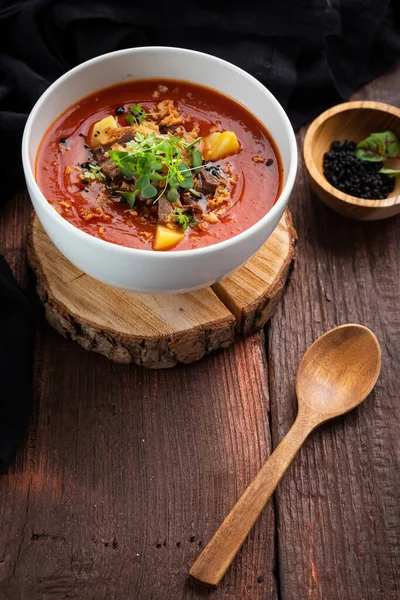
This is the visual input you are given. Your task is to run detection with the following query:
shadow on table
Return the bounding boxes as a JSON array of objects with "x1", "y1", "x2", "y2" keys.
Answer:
[{"x1": 304, "y1": 190, "x2": 399, "y2": 257}]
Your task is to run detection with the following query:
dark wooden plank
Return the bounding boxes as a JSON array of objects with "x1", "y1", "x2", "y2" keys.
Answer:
[
  {"x1": 0, "y1": 194, "x2": 276, "y2": 598},
  {"x1": 268, "y1": 62, "x2": 400, "y2": 599},
  {"x1": 1, "y1": 59, "x2": 399, "y2": 599}
]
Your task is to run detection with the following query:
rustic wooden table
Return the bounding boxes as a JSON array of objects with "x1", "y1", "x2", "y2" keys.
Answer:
[{"x1": 0, "y1": 64, "x2": 399, "y2": 600}]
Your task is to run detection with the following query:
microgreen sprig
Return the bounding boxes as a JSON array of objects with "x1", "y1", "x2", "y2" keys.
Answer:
[
  {"x1": 107, "y1": 132, "x2": 203, "y2": 202},
  {"x1": 169, "y1": 208, "x2": 199, "y2": 231},
  {"x1": 116, "y1": 175, "x2": 158, "y2": 207},
  {"x1": 83, "y1": 164, "x2": 106, "y2": 181},
  {"x1": 126, "y1": 104, "x2": 147, "y2": 126},
  {"x1": 117, "y1": 191, "x2": 137, "y2": 208},
  {"x1": 181, "y1": 137, "x2": 203, "y2": 173}
]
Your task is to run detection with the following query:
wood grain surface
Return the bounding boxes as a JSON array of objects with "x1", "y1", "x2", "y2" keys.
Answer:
[
  {"x1": 268, "y1": 64, "x2": 400, "y2": 600},
  {"x1": 0, "y1": 61, "x2": 399, "y2": 600},
  {"x1": 190, "y1": 325, "x2": 381, "y2": 587},
  {"x1": 26, "y1": 209, "x2": 295, "y2": 368},
  {"x1": 303, "y1": 101, "x2": 400, "y2": 220}
]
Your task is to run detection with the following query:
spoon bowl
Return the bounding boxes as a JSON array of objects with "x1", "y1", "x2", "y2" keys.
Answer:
[
  {"x1": 297, "y1": 324, "x2": 381, "y2": 418},
  {"x1": 190, "y1": 324, "x2": 381, "y2": 587}
]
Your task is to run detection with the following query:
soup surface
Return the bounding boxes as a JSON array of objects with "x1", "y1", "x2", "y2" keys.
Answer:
[{"x1": 36, "y1": 80, "x2": 282, "y2": 251}]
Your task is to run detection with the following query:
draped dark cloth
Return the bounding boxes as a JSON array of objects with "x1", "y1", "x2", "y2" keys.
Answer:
[{"x1": 0, "y1": 0, "x2": 399, "y2": 471}]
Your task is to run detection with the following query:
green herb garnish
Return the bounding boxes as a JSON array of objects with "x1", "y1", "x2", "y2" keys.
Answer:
[
  {"x1": 191, "y1": 148, "x2": 203, "y2": 172},
  {"x1": 378, "y1": 167, "x2": 400, "y2": 175},
  {"x1": 83, "y1": 164, "x2": 106, "y2": 181},
  {"x1": 126, "y1": 104, "x2": 147, "y2": 126},
  {"x1": 108, "y1": 132, "x2": 202, "y2": 202},
  {"x1": 355, "y1": 131, "x2": 400, "y2": 175},
  {"x1": 116, "y1": 175, "x2": 159, "y2": 206},
  {"x1": 355, "y1": 131, "x2": 400, "y2": 161},
  {"x1": 117, "y1": 191, "x2": 137, "y2": 208},
  {"x1": 171, "y1": 208, "x2": 198, "y2": 232},
  {"x1": 167, "y1": 187, "x2": 179, "y2": 203},
  {"x1": 176, "y1": 162, "x2": 194, "y2": 189},
  {"x1": 180, "y1": 137, "x2": 203, "y2": 173}
]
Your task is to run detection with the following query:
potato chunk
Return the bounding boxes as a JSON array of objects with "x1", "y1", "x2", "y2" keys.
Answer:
[
  {"x1": 202, "y1": 131, "x2": 240, "y2": 161},
  {"x1": 89, "y1": 115, "x2": 118, "y2": 149},
  {"x1": 153, "y1": 225, "x2": 185, "y2": 251}
]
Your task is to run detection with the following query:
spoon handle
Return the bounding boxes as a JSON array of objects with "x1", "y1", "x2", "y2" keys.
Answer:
[{"x1": 189, "y1": 410, "x2": 316, "y2": 586}]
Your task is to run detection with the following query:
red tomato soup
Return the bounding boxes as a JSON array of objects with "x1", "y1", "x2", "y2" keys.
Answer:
[{"x1": 36, "y1": 80, "x2": 283, "y2": 251}]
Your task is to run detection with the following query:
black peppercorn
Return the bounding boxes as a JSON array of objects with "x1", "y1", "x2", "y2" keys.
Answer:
[
  {"x1": 60, "y1": 137, "x2": 67, "y2": 144},
  {"x1": 323, "y1": 140, "x2": 395, "y2": 199},
  {"x1": 115, "y1": 106, "x2": 125, "y2": 115},
  {"x1": 266, "y1": 158, "x2": 274, "y2": 167}
]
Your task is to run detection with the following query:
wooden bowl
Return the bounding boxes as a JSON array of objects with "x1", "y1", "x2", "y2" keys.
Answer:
[{"x1": 304, "y1": 101, "x2": 400, "y2": 220}]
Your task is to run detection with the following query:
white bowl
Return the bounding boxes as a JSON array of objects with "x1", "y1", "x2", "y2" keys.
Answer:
[{"x1": 22, "y1": 47, "x2": 297, "y2": 294}]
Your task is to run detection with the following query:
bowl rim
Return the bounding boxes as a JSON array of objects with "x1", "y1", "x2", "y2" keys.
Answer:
[
  {"x1": 303, "y1": 100, "x2": 400, "y2": 209},
  {"x1": 22, "y1": 46, "x2": 298, "y2": 260}
]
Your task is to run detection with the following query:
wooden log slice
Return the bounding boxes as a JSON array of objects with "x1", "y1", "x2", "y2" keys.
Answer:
[
  {"x1": 212, "y1": 209, "x2": 297, "y2": 335},
  {"x1": 27, "y1": 209, "x2": 296, "y2": 368}
]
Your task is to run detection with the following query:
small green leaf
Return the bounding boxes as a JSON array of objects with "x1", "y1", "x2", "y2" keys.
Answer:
[
  {"x1": 177, "y1": 163, "x2": 194, "y2": 188},
  {"x1": 107, "y1": 150, "x2": 136, "y2": 178},
  {"x1": 381, "y1": 131, "x2": 400, "y2": 157},
  {"x1": 192, "y1": 148, "x2": 203, "y2": 172},
  {"x1": 135, "y1": 175, "x2": 150, "y2": 190},
  {"x1": 355, "y1": 148, "x2": 382, "y2": 162},
  {"x1": 130, "y1": 104, "x2": 147, "y2": 124},
  {"x1": 379, "y1": 167, "x2": 400, "y2": 176},
  {"x1": 180, "y1": 177, "x2": 194, "y2": 189},
  {"x1": 355, "y1": 138, "x2": 384, "y2": 162},
  {"x1": 169, "y1": 135, "x2": 182, "y2": 146},
  {"x1": 141, "y1": 184, "x2": 158, "y2": 199},
  {"x1": 151, "y1": 161, "x2": 162, "y2": 170},
  {"x1": 178, "y1": 163, "x2": 190, "y2": 174},
  {"x1": 171, "y1": 207, "x2": 198, "y2": 232},
  {"x1": 174, "y1": 208, "x2": 191, "y2": 231},
  {"x1": 167, "y1": 187, "x2": 179, "y2": 203},
  {"x1": 117, "y1": 190, "x2": 137, "y2": 208},
  {"x1": 355, "y1": 131, "x2": 400, "y2": 162},
  {"x1": 124, "y1": 104, "x2": 147, "y2": 125},
  {"x1": 84, "y1": 164, "x2": 106, "y2": 180},
  {"x1": 89, "y1": 164, "x2": 103, "y2": 173},
  {"x1": 136, "y1": 156, "x2": 151, "y2": 175},
  {"x1": 149, "y1": 172, "x2": 165, "y2": 181}
]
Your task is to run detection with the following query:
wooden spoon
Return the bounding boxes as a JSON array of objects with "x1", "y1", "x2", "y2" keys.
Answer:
[{"x1": 189, "y1": 324, "x2": 381, "y2": 587}]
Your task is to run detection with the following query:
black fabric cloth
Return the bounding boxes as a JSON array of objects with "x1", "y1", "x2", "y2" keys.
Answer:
[
  {"x1": 0, "y1": 0, "x2": 399, "y2": 472},
  {"x1": 0, "y1": 256, "x2": 34, "y2": 474},
  {"x1": 0, "y1": 0, "x2": 399, "y2": 201}
]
